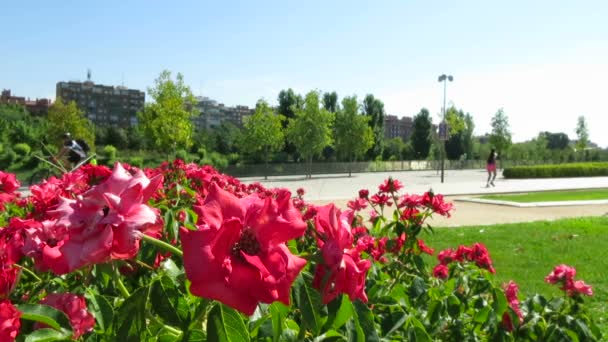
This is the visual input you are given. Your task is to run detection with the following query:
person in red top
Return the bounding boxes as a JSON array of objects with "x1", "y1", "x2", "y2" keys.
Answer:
[{"x1": 486, "y1": 148, "x2": 498, "y2": 187}]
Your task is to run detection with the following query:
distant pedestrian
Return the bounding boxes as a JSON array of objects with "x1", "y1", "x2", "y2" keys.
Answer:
[{"x1": 486, "y1": 149, "x2": 498, "y2": 187}]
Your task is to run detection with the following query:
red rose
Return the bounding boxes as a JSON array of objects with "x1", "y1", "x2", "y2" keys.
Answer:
[
  {"x1": 312, "y1": 204, "x2": 371, "y2": 304},
  {"x1": 0, "y1": 171, "x2": 20, "y2": 194},
  {"x1": 433, "y1": 264, "x2": 449, "y2": 279},
  {"x1": 358, "y1": 189, "x2": 369, "y2": 199},
  {"x1": 0, "y1": 266, "x2": 19, "y2": 299},
  {"x1": 0, "y1": 300, "x2": 21, "y2": 341},
  {"x1": 378, "y1": 178, "x2": 403, "y2": 193},
  {"x1": 545, "y1": 264, "x2": 576, "y2": 284},
  {"x1": 181, "y1": 183, "x2": 307, "y2": 315},
  {"x1": 39, "y1": 293, "x2": 95, "y2": 339}
]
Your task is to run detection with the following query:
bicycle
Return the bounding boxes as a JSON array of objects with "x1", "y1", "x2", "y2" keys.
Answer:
[{"x1": 28, "y1": 141, "x2": 96, "y2": 185}]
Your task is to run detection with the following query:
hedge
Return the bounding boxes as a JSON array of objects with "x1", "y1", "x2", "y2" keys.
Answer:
[{"x1": 503, "y1": 162, "x2": 608, "y2": 178}]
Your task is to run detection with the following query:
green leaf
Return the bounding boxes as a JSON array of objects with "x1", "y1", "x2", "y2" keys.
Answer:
[
  {"x1": 408, "y1": 276, "x2": 426, "y2": 299},
  {"x1": 206, "y1": 303, "x2": 250, "y2": 342},
  {"x1": 160, "y1": 258, "x2": 183, "y2": 280},
  {"x1": 474, "y1": 306, "x2": 491, "y2": 324},
  {"x1": 24, "y1": 328, "x2": 71, "y2": 342},
  {"x1": 114, "y1": 286, "x2": 149, "y2": 341},
  {"x1": 492, "y1": 288, "x2": 508, "y2": 316},
  {"x1": 85, "y1": 292, "x2": 114, "y2": 332},
  {"x1": 313, "y1": 329, "x2": 346, "y2": 342},
  {"x1": 16, "y1": 304, "x2": 73, "y2": 333},
  {"x1": 447, "y1": 295, "x2": 462, "y2": 318},
  {"x1": 329, "y1": 295, "x2": 354, "y2": 330},
  {"x1": 407, "y1": 317, "x2": 432, "y2": 342},
  {"x1": 150, "y1": 276, "x2": 184, "y2": 326},
  {"x1": 383, "y1": 311, "x2": 407, "y2": 337},
  {"x1": 345, "y1": 318, "x2": 365, "y2": 342},
  {"x1": 158, "y1": 333, "x2": 181, "y2": 342},
  {"x1": 184, "y1": 329, "x2": 206, "y2": 342},
  {"x1": 427, "y1": 300, "x2": 443, "y2": 327},
  {"x1": 353, "y1": 301, "x2": 379, "y2": 342},
  {"x1": 269, "y1": 302, "x2": 289, "y2": 342},
  {"x1": 295, "y1": 273, "x2": 324, "y2": 335}
]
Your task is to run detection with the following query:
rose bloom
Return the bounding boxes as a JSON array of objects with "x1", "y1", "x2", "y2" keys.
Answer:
[
  {"x1": 564, "y1": 279, "x2": 593, "y2": 296},
  {"x1": 545, "y1": 264, "x2": 577, "y2": 284},
  {"x1": 39, "y1": 293, "x2": 95, "y2": 339},
  {"x1": 0, "y1": 171, "x2": 20, "y2": 194},
  {"x1": 378, "y1": 178, "x2": 404, "y2": 193},
  {"x1": 312, "y1": 204, "x2": 371, "y2": 304},
  {"x1": 296, "y1": 188, "x2": 305, "y2": 197},
  {"x1": 358, "y1": 189, "x2": 369, "y2": 199},
  {"x1": 0, "y1": 300, "x2": 20, "y2": 342},
  {"x1": 0, "y1": 266, "x2": 19, "y2": 299},
  {"x1": 181, "y1": 183, "x2": 307, "y2": 315},
  {"x1": 433, "y1": 264, "x2": 449, "y2": 279},
  {"x1": 370, "y1": 194, "x2": 392, "y2": 207},
  {"x1": 347, "y1": 198, "x2": 368, "y2": 212}
]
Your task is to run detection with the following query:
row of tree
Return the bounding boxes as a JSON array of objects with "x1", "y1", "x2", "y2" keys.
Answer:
[{"x1": 0, "y1": 70, "x2": 600, "y2": 176}]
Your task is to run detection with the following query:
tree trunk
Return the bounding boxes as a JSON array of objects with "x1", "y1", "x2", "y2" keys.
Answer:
[
  {"x1": 308, "y1": 155, "x2": 312, "y2": 179},
  {"x1": 349, "y1": 154, "x2": 353, "y2": 177}
]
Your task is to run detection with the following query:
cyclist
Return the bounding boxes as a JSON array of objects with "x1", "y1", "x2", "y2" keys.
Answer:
[{"x1": 54, "y1": 133, "x2": 88, "y2": 170}]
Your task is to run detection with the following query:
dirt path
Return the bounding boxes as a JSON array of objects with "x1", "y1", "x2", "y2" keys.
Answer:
[{"x1": 311, "y1": 197, "x2": 608, "y2": 227}]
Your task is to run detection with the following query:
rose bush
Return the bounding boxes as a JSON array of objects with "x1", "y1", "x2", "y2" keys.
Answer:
[{"x1": 0, "y1": 161, "x2": 602, "y2": 341}]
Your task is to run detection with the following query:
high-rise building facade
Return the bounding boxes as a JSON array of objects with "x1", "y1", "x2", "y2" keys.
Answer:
[
  {"x1": 384, "y1": 114, "x2": 413, "y2": 142},
  {"x1": 192, "y1": 96, "x2": 254, "y2": 130},
  {"x1": 56, "y1": 81, "x2": 145, "y2": 127}
]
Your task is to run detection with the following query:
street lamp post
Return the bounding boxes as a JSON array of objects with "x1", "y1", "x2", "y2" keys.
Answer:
[{"x1": 438, "y1": 74, "x2": 453, "y2": 183}]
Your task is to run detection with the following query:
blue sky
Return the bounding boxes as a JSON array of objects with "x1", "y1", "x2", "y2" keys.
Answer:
[{"x1": 2, "y1": 1, "x2": 607, "y2": 146}]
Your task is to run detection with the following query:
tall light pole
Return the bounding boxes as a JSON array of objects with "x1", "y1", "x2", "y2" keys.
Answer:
[{"x1": 438, "y1": 74, "x2": 453, "y2": 183}]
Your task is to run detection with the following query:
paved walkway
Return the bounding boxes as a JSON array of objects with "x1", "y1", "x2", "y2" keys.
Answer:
[{"x1": 241, "y1": 169, "x2": 608, "y2": 227}]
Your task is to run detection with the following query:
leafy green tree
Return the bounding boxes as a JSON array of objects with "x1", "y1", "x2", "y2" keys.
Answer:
[
  {"x1": 0, "y1": 104, "x2": 48, "y2": 148},
  {"x1": 277, "y1": 88, "x2": 304, "y2": 158},
  {"x1": 46, "y1": 98, "x2": 95, "y2": 150},
  {"x1": 382, "y1": 137, "x2": 406, "y2": 161},
  {"x1": 410, "y1": 108, "x2": 433, "y2": 159},
  {"x1": 489, "y1": 108, "x2": 512, "y2": 159},
  {"x1": 287, "y1": 91, "x2": 334, "y2": 178},
  {"x1": 137, "y1": 70, "x2": 197, "y2": 154},
  {"x1": 334, "y1": 96, "x2": 373, "y2": 176},
  {"x1": 242, "y1": 100, "x2": 285, "y2": 179},
  {"x1": 213, "y1": 122, "x2": 242, "y2": 155},
  {"x1": 463, "y1": 113, "x2": 475, "y2": 159},
  {"x1": 533, "y1": 133, "x2": 549, "y2": 161},
  {"x1": 575, "y1": 116, "x2": 589, "y2": 151},
  {"x1": 542, "y1": 132, "x2": 570, "y2": 150},
  {"x1": 277, "y1": 88, "x2": 303, "y2": 125},
  {"x1": 106, "y1": 127, "x2": 129, "y2": 150},
  {"x1": 363, "y1": 94, "x2": 386, "y2": 159},
  {"x1": 322, "y1": 91, "x2": 339, "y2": 113}
]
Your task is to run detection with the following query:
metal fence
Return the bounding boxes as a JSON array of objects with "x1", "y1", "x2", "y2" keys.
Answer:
[{"x1": 222, "y1": 159, "x2": 558, "y2": 178}]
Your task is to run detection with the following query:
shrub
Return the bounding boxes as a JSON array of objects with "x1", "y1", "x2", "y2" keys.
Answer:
[
  {"x1": 127, "y1": 156, "x2": 144, "y2": 168},
  {"x1": 175, "y1": 149, "x2": 189, "y2": 162},
  {"x1": 13, "y1": 143, "x2": 31, "y2": 156},
  {"x1": 102, "y1": 145, "x2": 117, "y2": 159},
  {"x1": 503, "y1": 162, "x2": 608, "y2": 178},
  {"x1": 196, "y1": 147, "x2": 207, "y2": 160},
  {"x1": 0, "y1": 148, "x2": 17, "y2": 169},
  {"x1": 202, "y1": 152, "x2": 228, "y2": 170}
]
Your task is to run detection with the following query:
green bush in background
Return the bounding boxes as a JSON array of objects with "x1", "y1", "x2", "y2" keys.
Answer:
[
  {"x1": 13, "y1": 143, "x2": 31, "y2": 156},
  {"x1": 102, "y1": 145, "x2": 117, "y2": 159},
  {"x1": 503, "y1": 162, "x2": 608, "y2": 178}
]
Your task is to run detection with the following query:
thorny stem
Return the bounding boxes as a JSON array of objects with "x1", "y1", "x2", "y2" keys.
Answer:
[
  {"x1": 14, "y1": 264, "x2": 42, "y2": 282},
  {"x1": 141, "y1": 234, "x2": 184, "y2": 258}
]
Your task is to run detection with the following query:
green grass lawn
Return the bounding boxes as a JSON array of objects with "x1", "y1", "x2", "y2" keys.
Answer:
[
  {"x1": 422, "y1": 216, "x2": 608, "y2": 333},
  {"x1": 479, "y1": 188, "x2": 608, "y2": 202}
]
